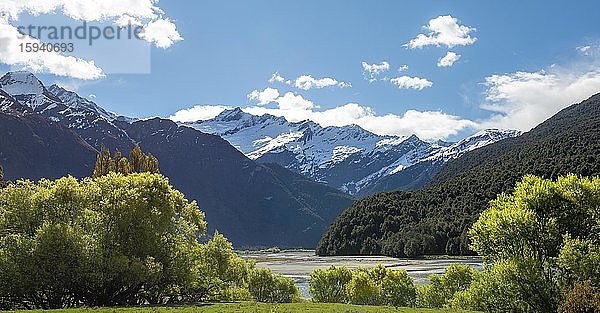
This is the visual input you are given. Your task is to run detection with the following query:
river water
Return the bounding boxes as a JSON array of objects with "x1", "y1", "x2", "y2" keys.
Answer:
[{"x1": 242, "y1": 251, "x2": 483, "y2": 299}]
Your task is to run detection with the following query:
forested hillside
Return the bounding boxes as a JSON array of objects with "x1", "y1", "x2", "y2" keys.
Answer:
[{"x1": 317, "y1": 93, "x2": 600, "y2": 257}]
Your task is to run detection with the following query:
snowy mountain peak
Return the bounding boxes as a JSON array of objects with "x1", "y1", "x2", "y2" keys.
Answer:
[
  {"x1": 187, "y1": 110, "x2": 522, "y2": 195},
  {"x1": 48, "y1": 84, "x2": 116, "y2": 121},
  {"x1": 427, "y1": 128, "x2": 523, "y2": 162},
  {"x1": 0, "y1": 71, "x2": 46, "y2": 96},
  {"x1": 214, "y1": 107, "x2": 248, "y2": 122},
  {"x1": 470, "y1": 128, "x2": 523, "y2": 140}
]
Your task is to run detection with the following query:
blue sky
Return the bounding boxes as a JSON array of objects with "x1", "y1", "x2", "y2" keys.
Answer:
[{"x1": 1, "y1": 1, "x2": 600, "y2": 140}]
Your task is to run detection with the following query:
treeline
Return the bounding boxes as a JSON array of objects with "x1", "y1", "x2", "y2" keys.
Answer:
[
  {"x1": 317, "y1": 94, "x2": 600, "y2": 257},
  {"x1": 0, "y1": 147, "x2": 299, "y2": 309},
  {"x1": 310, "y1": 175, "x2": 600, "y2": 312}
]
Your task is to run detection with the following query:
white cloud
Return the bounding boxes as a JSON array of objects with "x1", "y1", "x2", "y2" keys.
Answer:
[
  {"x1": 0, "y1": 0, "x2": 182, "y2": 78},
  {"x1": 406, "y1": 15, "x2": 477, "y2": 49},
  {"x1": 437, "y1": 51, "x2": 461, "y2": 67},
  {"x1": 293, "y1": 75, "x2": 350, "y2": 90},
  {"x1": 139, "y1": 18, "x2": 183, "y2": 49},
  {"x1": 480, "y1": 67, "x2": 600, "y2": 130},
  {"x1": 247, "y1": 87, "x2": 280, "y2": 105},
  {"x1": 275, "y1": 92, "x2": 316, "y2": 110},
  {"x1": 0, "y1": 22, "x2": 104, "y2": 79},
  {"x1": 0, "y1": 1, "x2": 159, "y2": 22},
  {"x1": 397, "y1": 65, "x2": 409, "y2": 72},
  {"x1": 577, "y1": 45, "x2": 591, "y2": 55},
  {"x1": 205, "y1": 87, "x2": 475, "y2": 140},
  {"x1": 338, "y1": 81, "x2": 352, "y2": 88},
  {"x1": 268, "y1": 72, "x2": 286, "y2": 83},
  {"x1": 244, "y1": 103, "x2": 474, "y2": 140},
  {"x1": 390, "y1": 76, "x2": 433, "y2": 90},
  {"x1": 362, "y1": 61, "x2": 390, "y2": 82},
  {"x1": 169, "y1": 105, "x2": 232, "y2": 122}
]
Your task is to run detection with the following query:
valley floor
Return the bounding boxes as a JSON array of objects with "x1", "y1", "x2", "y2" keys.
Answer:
[{"x1": 3, "y1": 303, "x2": 479, "y2": 313}]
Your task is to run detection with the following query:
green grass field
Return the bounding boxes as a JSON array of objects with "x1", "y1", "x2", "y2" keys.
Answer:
[{"x1": 4, "y1": 302, "x2": 478, "y2": 313}]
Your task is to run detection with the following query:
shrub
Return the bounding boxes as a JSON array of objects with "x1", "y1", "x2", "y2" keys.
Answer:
[
  {"x1": 558, "y1": 236, "x2": 600, "y2": 288},
  {"x1": 450, "y1": 259, "x2": 558, "y2": 313},
  {"x1": 309, "y1": 264, "x2": 416, "y2": 307},
  {"x1": 309, "y1": 265, "x2": 352, "y2": 303},
  {"x1": 381, "y1": 268, "x2": 416, "y2": 308},
  {"x1": 559, "y1": 281, "x2": 600, "y2": 313},
  {"x1": 248, "y1": 268, "x2": 299, "y2": 303},
  {"x1": 347, "y1": 269, "x2": 380, "y2": 305},
  {"x1": 416, "y1": 263, "x2": 478, "y2": 308}
]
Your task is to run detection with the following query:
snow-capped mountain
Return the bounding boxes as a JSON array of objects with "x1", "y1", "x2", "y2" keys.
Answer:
[
  {"x1": 0, "y1": 71, "x2": 134, "y2": 151},
  {"x1": 0, "y1": 70, "x2": 522, "y2": 196},
  {"x1": 186, "y1": 108, "x2": 522, "y2": 195}
]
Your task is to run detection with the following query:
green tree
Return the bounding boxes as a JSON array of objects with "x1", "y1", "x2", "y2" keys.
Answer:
[
  {"x1": 248, "y1": 268, "x2": 299, "y2": 303},
  {"x1": 92, "y1": 145, "x2": 112, "y2": 178},
  {"x1": 381, "y1": 269, "x2": 416, "y2": 308},
  {"x1": 130, "y1": 144, "x2": 146, "y2": 173},
  {"x1": 470, "y1": 175, "x2": 600, "y2": 266},
  {"x1": 557, "y1": 235, "x2": 600, "y2": 288},
  {"x1": 455, "y1": 174, "x2": 600, "y2": 312},
  {"x1": 0, "y1": 173, "x2": 206, "y2": 309},
  {"x1": 450, "y1": 259, "x2": 558, "y2": 313},
  {"x1": 417, "y1": 264, "x2": 478, "y2": 308},
  {"x1": 347, "y1": 269, "x2": 380, "y2": 305},
  {"x1": 186, "y1": 231, "x2": 253, "y2": 302},
  {"x1": 309, "y1": 265, "x2": 353, "y2": 303},
  {"x1": 144, "y1": 153, "x2": 160, "y2": 174}
]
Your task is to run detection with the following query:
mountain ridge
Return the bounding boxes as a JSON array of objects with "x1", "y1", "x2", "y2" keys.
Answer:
[{"x1": 186, "y1": 108, "x2": 521, "y2": 195}]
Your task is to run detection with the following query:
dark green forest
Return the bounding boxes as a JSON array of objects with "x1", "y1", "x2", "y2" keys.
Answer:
[{"x1": 317, "y1": 93, "x2": 600, "y2": 257}]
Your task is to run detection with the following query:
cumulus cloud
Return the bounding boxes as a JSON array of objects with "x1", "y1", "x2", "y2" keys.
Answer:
[
  {"x1": 0, "y1": 0, "x2": 182, "y2": 78},
  {"x1": 247, "y1": 87, "x2": 280, "y2": 105},
  {"x1": 245, "y1": 103, "x2": 474, "y2": 140},
  {"x1": 268, "y1": 72, "x2": 286, "y2": 83},
  {"x1": 577, "y1": 45, "x2": 591, "y2": 55},
  {"x1": 275, "y1": 91, "x2": 316, "y2": 110},
  {"x1": 186, "y1": 86, "x2": 475, "y2": 140},
  {"x1": 480, "y1": 67, "x2": 600, "y2": 130},
  {"x1": 390, "y1": 76, "x2": 433, "y2": 90},
  {"x1": 139, "y1": 18, "x2": 183, "y2": 49},
  {"x1": 0, "y1": 22, "x2": 104, "y2": 79},
  {"x1": 437, "y1": 51, "x2": 461, "y2": 67},
  {"x1": 169, "y1": 105, "x2": 232, "y2": 122},
  {"x1": 362, "y1": 61, "x2": 390, "y2": 82},
  {"x1": 397, "y1": 65, "x2": 409, "y2": 72},
  {"x1": 293, "y1": 75, "x2": 350, "y2": 90},
  {"x1": 406, "y1": 15, "x2": 477, "y2": 49}
]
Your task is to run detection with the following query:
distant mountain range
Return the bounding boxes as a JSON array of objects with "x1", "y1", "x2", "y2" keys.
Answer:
[{"x1": 187, "y1": 109, "x2": 521, "y2": 195}]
